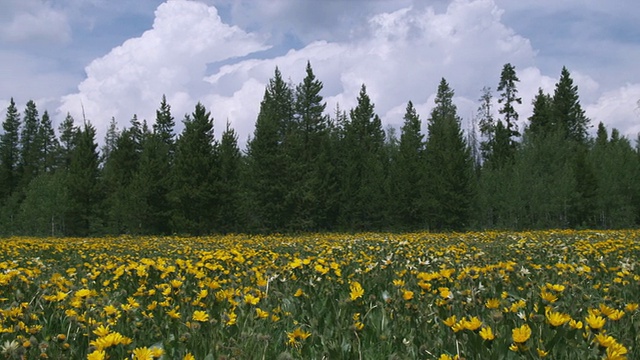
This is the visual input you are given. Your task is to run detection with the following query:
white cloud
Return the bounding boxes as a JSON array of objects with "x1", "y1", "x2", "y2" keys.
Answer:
[
  {"x1": 204, "y1": 0, "x2": 537, "y2": 145},
  {"x1": 0, "y1": 0, "x2": 71, "y2": 44},
  {"x1": 586, "y1": 84, "x2": 640, "y2": 139},
  {"x1": 55, "y1": 0, "x2": 639, "y2": 149},
  {"x1": 58, "y1": 0, "x2": 269, "y2": 141}
]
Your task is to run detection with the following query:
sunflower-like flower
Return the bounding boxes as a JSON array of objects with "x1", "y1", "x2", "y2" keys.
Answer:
[
  {"x1": 512, "y1": 324, "x2": 531, "y2": 343},
  {"x1": 349, "y1": 281, "x2": 364, "y2": 301},
  {"x1": 286, "y1": 328, "x2": 311, "y2": 346},
  {"x1": 192, "y1": 310, "x2": 209, "y2": 322},
  {"x1": 585, "y1": 313, "x2": 606, "y2": 331},
  {"x1": 545, "y1": 310, "x2": 571, "y2": 327},
  {"x1": 479, "y1": 326, "x2": 495, "y2": 341}
]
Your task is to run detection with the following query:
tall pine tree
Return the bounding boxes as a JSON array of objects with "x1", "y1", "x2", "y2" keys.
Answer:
[
  {"x1": 217, "y1": 122, "x2": 243, "y2": 233},
  {"x1": 19, "y1": 100, "x2": 40, "y2": 189},
  {"x1": 0, "y1": 98, "x2": 21, "y2": 201},
  {"x1": 170, "y1": 102, "x2": 218, "y2": 234},
  {"x1": 552, "y1": 66, "x2": 590, "y2": 143},
  {"x1": 65, "y1": 122, "x2": 101, "y2": 236},
  {"x1": 246, "y1": 67, "x2": 295, "y2": 231},
  {"x1": 339, "y1": 84, "x2": 388, "y2": 229},
  {"x1": 287, "y1": 61, "x2": 332, "y2": 230},
  {"x1": 390, "y1": 101, "x2": 425, "y2": 229},
  {"x1": 424, "y1": 78, "x2": 475, "y2": 230}
]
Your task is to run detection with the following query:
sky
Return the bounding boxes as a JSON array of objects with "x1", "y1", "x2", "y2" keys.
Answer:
[{"x1": 1, "y1": 0, "x2": 640, "y2": 149}]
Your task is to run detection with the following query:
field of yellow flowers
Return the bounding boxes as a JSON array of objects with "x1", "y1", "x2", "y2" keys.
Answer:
[{"x1": 1, "y1": 230, "x2": 639, "y2": 359}]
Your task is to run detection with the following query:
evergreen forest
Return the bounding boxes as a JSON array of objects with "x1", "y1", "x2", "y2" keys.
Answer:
[{"x1": 2, "y1": 62, "x2": 639, "y2": 236}]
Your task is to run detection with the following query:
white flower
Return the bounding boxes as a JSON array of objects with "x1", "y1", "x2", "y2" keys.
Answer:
[{"x1": 1, "y1": 340, "x2": 20, "y2": 355}]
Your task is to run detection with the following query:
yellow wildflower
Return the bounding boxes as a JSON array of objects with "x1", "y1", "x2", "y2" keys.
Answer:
[
  {"x1": 585, "y1": 314, "x2": 606, "y2": 330},
  {"x1": 594, "y1": 334, "x2": 618, "y2": 348},
  {"x1": 479, "y1": 326, "x2": 495, "y2": 341},
  {"x1": 485, "y1": 298, "x2": 500, "y2": 309},
  {"x1": 536, "y1": 348, "x2": 549, "y2": 357},
  {"x1": 624, "y1": 303, "x2": 638, "y2": 312},
  {"x1": 244, "y1": 294, "x2": 260, "y2": 305},
  {"x1": 607, "y1": 309, "x2": 624, "y2": 321},
  {"x1": 540, "y1": 290, "x2": 557, "y2": 303},
  {"x1": 349, "y1": 281, "x2": 364, "y2": 301},
  {"x1": 286, "y1": 328, "x2": 311, "y2": 346},
  {"x1": 87, "y1": 350, "x2": 106, "y2": 360},
  {"x1": 512, "y1": 324, "x2": 531, "y2": 343},
  {"x1": 443, "y1": 315, "x2": 457, "y2": 327},
  {"x1": 462, "y1": 316, "x2": 483, "y2": 331},
  {"x1": 604, "y1": 342, "x2": 627, "y2": 360},
  {"x1": 132, "y1": 347, "x2": 154, "y2": 360},
  {"x1": 192, "y1": 310, "x2": 209, "y2": 322},
  {"x1": 569, "y1": 319, "x2": 583, "y2": 329},
  {"x1": 256, "y1": 308, "x2": 269, "y2": 319},
  {"x1": 545, "y1": 310, "x2": 571, "y2": 327},
  {"x1": 167, "y1": 308, "x2": 181, "y2": 319}
]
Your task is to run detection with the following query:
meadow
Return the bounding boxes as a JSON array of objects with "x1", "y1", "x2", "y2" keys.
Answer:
[{"x1": 0, "y1": 230, "x2": 638, "y2": 359}]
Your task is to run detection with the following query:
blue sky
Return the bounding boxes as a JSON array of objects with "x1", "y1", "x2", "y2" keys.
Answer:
[{"x1": 1, "y1": 0, "x2": 639, "y2": 147}]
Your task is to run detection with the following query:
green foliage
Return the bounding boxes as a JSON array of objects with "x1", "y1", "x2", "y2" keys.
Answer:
[
  {"x1": 65, "y1": 122, "x2": 102, "y2": 236},
  {"x1": 247, "y1": 67, "x2": 296, "y2": 232},
  {"x1": 216, "y1": 122, "x2": 243, "y2": 233},
  {"x1": 102, "y1": 127, "x2": 140, "y2": 234},
  {"x1": 17, "y1": 172, "x2": 68, "y2": 236},
  {"x1": 36, "y1": 110, "x2": 59, "y2": 173},
  {"x1": 552, "y1": 67, "x2": 590, "y2": 144},
  {"x1": 589, "y1": 125, "x2": 640, "y2": 228},
  {"x1": 1, "y1": 64, "x2": 638, "y2": 236},
  {"x1": 338, "y1": 84, "x2": 388, "y2": 229},
  {"x1": 0, "y1": 98, "x2": 21, "y2": 201},
  {"x1": 389, "y1": 101, "x2": 426, "y2": 229},
  {"x1": 19, "y1": 100, "x2": 41, "y2": 189},
  {"x1": 424, "y1": 78, "x2": 476, "y2": 231},
  {"x1": 286, "y1": 61, "x2": 333, "y2": 231},
  {"x1": 170, "y1": 102, "x2": 218, "y2": 235}
]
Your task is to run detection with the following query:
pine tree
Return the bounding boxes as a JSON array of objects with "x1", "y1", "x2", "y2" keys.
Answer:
[
  {"x1": 424, "y1": 78, "x2": 475, "y2": 230},
  {"x1": 36, "y1": 111, "x2": 59, "y2": 173},
  {"x1": 129, "y1": 114, "x2": 148, "y2": 155},
  {"x1": 0, "y1": 98, "x2": 21, "y2": 201},
  {"x1": 65, "y1": 122, "x2": 101, "y2": 236},
  {"x1": 154, "y1": 94, "x2": 175, "y2": 148},
  {"x1": 526, "y1": 88, "x2": 553, "y2": 138},
  {"x1": 19, "y1": 100, "x2": 40, "y2": 189},
  {"x1": 391, "y1": 101, "x2": 425, "y2": 229},
  {"x1": 497, "y1": 63, "x2": 522, "y2": 141},
  {"x1": 552, "y1": 66, "x2": 590, "y2": 143},
  {"x1": 170, "y1": 102, "x2": 218, "y2": 234},
  {"x1": 126, "y1": 97, "x2": 177, "y2": 234},
  {"x1": 57, "y1": 113, "x2": 78, "y2": 170},
  {"x1": 101, "y1": 117, "x2": 119, "y2": 165},
  {"x1": 589, "y1": 123, "x2": 639, "y2": 228},
  {"x1": 287, "y1": 61, "x2": 332, "y2": 230},
  {"x1": 339, "y1": 84, "x2": 387, "y2": 229},
  {"x1": 217, "y1": 122, "x2": 243, "y2": 233},
  {"x1": 477, "y1": 86, "x2": 495, "y2": 162},
  {"x1": 102, "y1": 128, "x2": 139, "y2": 233},
  {"x1": 246, "y1": 67, "x2": 295, "y2": 231}
]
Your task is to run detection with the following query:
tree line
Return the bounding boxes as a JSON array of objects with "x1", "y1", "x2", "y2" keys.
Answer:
[{"x1": 1, "y1": 62, "x2": 639, "y2": 236}]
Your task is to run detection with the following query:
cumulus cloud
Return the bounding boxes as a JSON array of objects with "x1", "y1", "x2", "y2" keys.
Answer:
[
  {"x1": 0, "y1": 0, "x2": 71, "y2": 44},
  {"x1": 586, "y1": 84, "x2": 640, "y2": 139},
  {"x1": 55, "y1": 0, "x2": 640, "y2": 148},
  {"x1": 58, "y1": 0, "x2": 268, "y2": 140},
  {"x1": 205, "y1": 0, "x2": 537, "y2": 142}
]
